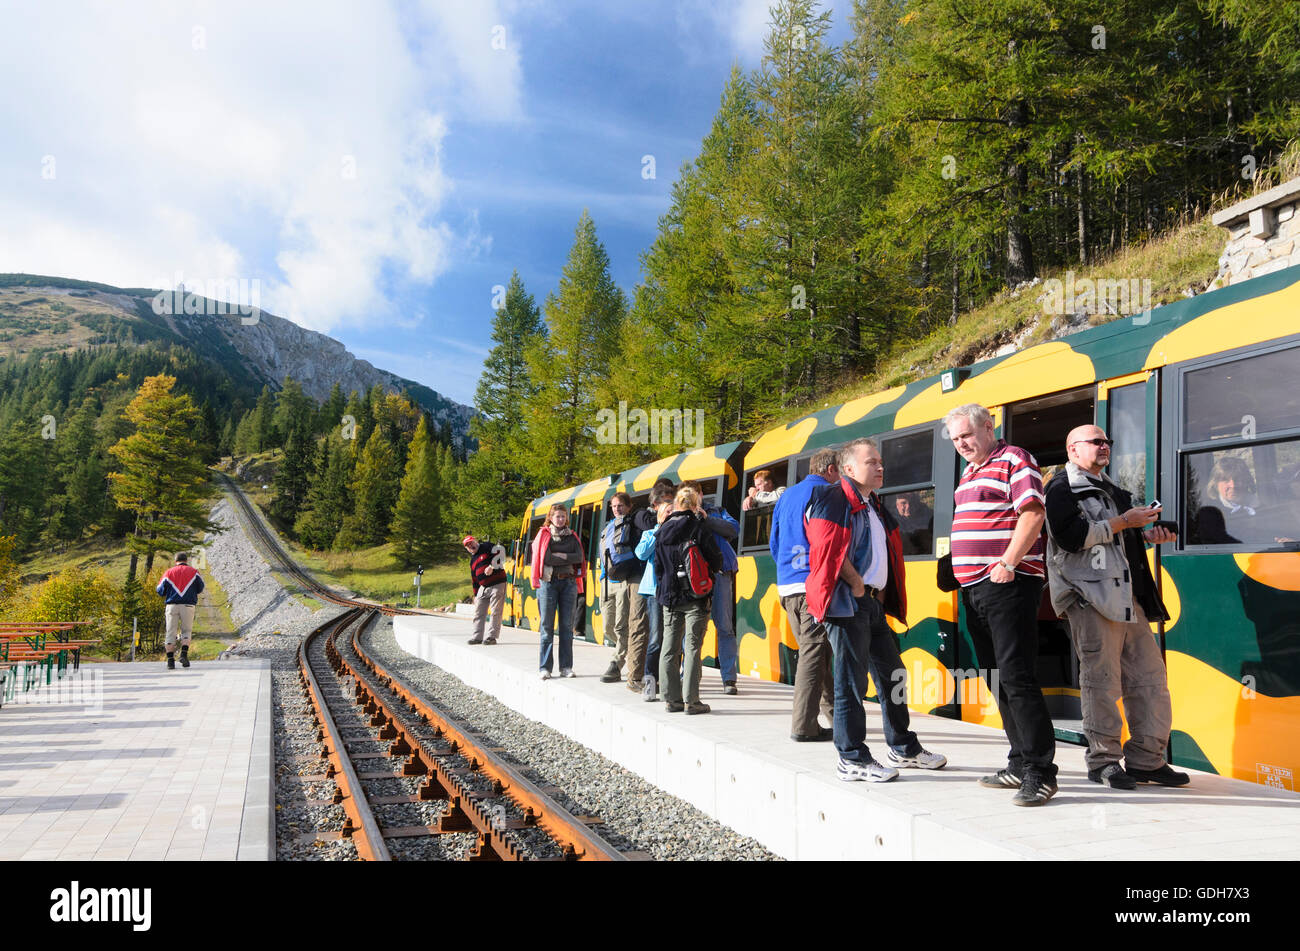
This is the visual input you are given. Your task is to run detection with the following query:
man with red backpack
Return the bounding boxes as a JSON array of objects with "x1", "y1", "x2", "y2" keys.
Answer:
[{"x1": 654, "y1": 485, "x2": 724, "y2": 714}]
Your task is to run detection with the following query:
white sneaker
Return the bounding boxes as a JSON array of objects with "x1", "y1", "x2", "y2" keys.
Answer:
[
  {"x1": 560, "y1": 668, "x2": 576, "y2": 678},
  {"x1": 817, "y1": 712, "x2": 833, "y2": 730},
  {"x1": 539, "y1": 670, "x2": 551, "y2": 680},
  {"x1": 642, "y1": 675, "x2": 658, "y2": 701},
  {"x1": 836, "y1": 757, "x2": 899, "y2": 783},
  {"x1": 886, "y1": 747, "x2": 947, "y2": 770}
]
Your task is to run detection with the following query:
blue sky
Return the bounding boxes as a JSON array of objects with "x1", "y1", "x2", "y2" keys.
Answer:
[{"x1": 0, "y1": 1, "x2": 854, "y2": 405}]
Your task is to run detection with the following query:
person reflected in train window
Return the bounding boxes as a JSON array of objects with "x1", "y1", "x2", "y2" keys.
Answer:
[
  {"x1": 891, "y1": 491, "x2": 933, "y2": 554},
  {"x1": 772, "y1": 448, "x2": 840, "y2": 742},
  {"x1": 529, "y1": 503, "x2": 585, "y2": 680},
  {"x1": 1044, "y1": 425, "x2": 1189, "y2": 789},
  {"x1": 742, "y1": 469, "x2": 785, "y2": 511},
  {"x1": 1205, "y1": 456, "x2": 1259, "y2": 540}
]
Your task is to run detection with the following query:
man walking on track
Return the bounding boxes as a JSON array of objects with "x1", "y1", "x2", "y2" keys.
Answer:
[
  {"x1": 464, "y1": 535, "x2": 508, "y2": 645},
  {"x1": 156, "y1": 552, "x2": 204, "y2": 669}
]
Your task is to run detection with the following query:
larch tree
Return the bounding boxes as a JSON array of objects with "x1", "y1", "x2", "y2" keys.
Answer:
[
  {"x1": 107, "y1": 374, "x2": 218, "y2": 579},
  {"x1": 390, "y1": 416, "x2": 443, "y2": 567}
]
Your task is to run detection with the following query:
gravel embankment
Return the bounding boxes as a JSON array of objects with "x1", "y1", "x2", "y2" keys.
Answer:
[{"x1": 361, "y1": 616, "x2": 780, "y2": 861}]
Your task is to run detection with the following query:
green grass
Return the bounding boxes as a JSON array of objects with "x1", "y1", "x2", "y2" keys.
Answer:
[
  {"x1": 289, "y1": 540, "x2": 471, "y2": 607},
  {"x1": 778, "y1": 217, "x2": 1224, "y2": 427}
]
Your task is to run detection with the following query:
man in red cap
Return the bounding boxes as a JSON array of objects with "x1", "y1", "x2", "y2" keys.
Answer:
[{"x1": 464, "y1": 535, "x2": 508, "y2": 644}]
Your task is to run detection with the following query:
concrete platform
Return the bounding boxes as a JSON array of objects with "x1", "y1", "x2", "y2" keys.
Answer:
[
  {"x1": 0, "y1": 659, "x2": 273, "y2": 861},
  {"x1": 396, "y1": 613, "x2": 1300, "y2": 861}
]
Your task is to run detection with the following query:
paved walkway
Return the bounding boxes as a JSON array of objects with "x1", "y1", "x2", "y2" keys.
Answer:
[
  {"x1": 0, "y1": 660, "x2": 273, "y2": 861},
  {"x1": 397, "y1": 610, "x2": 1300, "y2": 861}
]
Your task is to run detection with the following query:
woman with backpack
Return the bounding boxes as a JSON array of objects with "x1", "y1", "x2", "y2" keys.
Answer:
[
  {"x1": 529, "y1": 503, "x2": 586, "y2": 679},
  {"x1": 654, "y1": 485, "x2": 725, "y2": 714}
]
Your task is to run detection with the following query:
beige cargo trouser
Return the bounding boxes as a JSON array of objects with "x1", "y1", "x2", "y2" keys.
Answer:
[
  {"x1": 164, "y1": 604, "x2": 196, "y2": 649},
  {"x1": 604, "y1": 578, "x2": 642, "y2": 671},
  {"x1": 472, "y1": 583, "x2": 506, "y2": 642},
  {"x1": 782, "y1": 593, "x2": 834, "y2": 737},
  {"x1": 1065, "y1": 601, "x2": 1172, "y2": 772}
]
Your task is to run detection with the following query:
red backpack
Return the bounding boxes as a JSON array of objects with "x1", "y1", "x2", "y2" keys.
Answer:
[{"x1": 676, "y1": 536, "x2": 714, "y2": 598}]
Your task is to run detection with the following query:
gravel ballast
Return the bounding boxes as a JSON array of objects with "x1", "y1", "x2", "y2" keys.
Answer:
[{"x1": 361, "y1": 617, "x2": 780, "y2": 861}]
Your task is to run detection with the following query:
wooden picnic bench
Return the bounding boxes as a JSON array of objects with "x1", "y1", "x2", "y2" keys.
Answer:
[{"x1": 0, "y1": 623, "x2": 99, "y2": 704}]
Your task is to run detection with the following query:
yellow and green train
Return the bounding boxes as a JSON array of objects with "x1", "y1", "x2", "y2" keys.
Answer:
[{"x1": 507, "y1": 264, "x2": 1300, "y2": 790}]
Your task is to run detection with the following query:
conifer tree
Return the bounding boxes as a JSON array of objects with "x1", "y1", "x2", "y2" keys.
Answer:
[
  {"x1": 270, "y1": 422, "x2": 315, "y2": 524},
  {"x1": 337, "y1": 428, "x2": 400, "y2": 548},
  {"x1": 390, "y1": 417, "x2": 442, "y2": 566},
  {"x1": 525, "y1": 211, "x2": 627, "y2": 486},
  {"x1": 294, "y1": 435, "x2": 352, "y2": 549},
  {"x1": 107, "y1": 374, "x2": 218, "y2": 576}
]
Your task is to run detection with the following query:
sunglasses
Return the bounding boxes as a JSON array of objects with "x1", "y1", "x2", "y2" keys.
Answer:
[{"x1": 1072, "y1": 438, "x2": 1114, "y2": 448}]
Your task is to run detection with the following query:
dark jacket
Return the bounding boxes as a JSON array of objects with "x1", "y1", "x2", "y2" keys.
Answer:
[
  {"x1": 654, "y1": 510, "x2": 725, "y2": 609},
  {"x1": 469, "y1": 542, "x2": 507, "y2": 594}
]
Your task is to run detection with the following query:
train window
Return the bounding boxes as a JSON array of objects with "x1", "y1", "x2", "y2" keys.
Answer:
[
  {"x1": 880, "y1": 488, "x2": 937, "y2": 556},
  {"x1": 1108, "y1": 382, "x2": 1147, "y2": 501},
  {"x1": 740, "y1": 462, "x2": 789, "y2": 551},
  {"x1": 1184, "y1": 346, "x2": 1300, "y2": 445},
  {"x1": 880, "y1": 429, "x2": 933, "y2": 489},
  {"x1": 1183, "y1": 440, "x2": 1300, "y2": 548}
]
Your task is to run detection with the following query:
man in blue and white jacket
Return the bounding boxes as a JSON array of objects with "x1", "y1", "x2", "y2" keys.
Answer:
[
  {"x1": 156, "y1": 552, "x2": 205, "y2": 670},
  {"x1": 769, "y1": 447, "x2": 840, "y2": 741}
]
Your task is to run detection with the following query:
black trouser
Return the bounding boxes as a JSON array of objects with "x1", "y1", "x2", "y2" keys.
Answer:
[{"x1": 962, "y1": 575, "x2": 1057, "y2": 781}]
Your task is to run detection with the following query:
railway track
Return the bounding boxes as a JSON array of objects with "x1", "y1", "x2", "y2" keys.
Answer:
[{"x1": 220, "y1": 474, "x2": 639, "y2": 860}]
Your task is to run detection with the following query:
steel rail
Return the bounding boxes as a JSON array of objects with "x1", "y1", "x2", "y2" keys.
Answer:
[
  {"x1": 342, "y1": 617, "x2": 631, "y2": 862},
  {"x1": 218, "y1": 472, "x2": 413, "y2": 616},
  {"x1": 298, "y1": 608, "x2": 392, "y2": 861}
]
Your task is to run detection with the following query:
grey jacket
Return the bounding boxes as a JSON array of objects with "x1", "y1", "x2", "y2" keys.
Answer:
[{"x1": 1044, "y1": 462, "x2": 1139, "y2": 623}]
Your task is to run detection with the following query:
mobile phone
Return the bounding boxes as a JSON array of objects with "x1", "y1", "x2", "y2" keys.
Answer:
[
  {"x1": 1153, "y1": 519, "x2": 1178, "y2": 533},
  {"x1": 1147, "y1": 500, "x2": 1162, "y2": 511}
]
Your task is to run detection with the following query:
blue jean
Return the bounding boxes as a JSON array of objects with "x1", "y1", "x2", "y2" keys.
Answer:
[
  {"x1": 711, "y1": 571, "x2": 739, "y2": 683},
  {"x1": 825, "y1": 597, "x2": 920, "y2": 763},
  {"x1": 643, "y1": 593, "x2": 662, "y2": 680},
  {"x1": 538, "y1": 577, "x2": 576, "y2": 673}
]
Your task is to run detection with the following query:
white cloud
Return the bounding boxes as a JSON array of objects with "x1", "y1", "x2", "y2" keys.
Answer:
[{"x1": 0, "y1": 0, "x2": 524, "y2": 333}]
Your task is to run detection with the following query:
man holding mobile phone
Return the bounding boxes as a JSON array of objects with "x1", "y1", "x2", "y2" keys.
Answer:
[{"x1": 1043, "y1": 424, "x2": 1189, "y2": 789}]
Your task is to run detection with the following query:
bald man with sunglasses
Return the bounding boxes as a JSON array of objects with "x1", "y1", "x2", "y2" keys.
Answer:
[{"x1": 1043, "y1": 424, "x2": 1189, "y2": 789}]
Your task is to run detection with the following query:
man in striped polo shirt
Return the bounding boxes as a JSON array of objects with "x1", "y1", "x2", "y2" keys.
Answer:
[{"x1": 946, "y1": 403, "x2": 1058, "y2": 805}]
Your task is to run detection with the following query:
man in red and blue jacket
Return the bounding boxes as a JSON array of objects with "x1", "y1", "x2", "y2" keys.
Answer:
[
  {"x1": 156, "y1": 552, "x2": 204, "y2": 669},
  {"x1": 805, "y1": 438, "x2": 947, "y2": 783}
]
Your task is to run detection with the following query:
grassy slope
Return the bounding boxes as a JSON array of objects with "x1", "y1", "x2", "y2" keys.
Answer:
[{"x1": 775, "y1": 218, "x2": 1223, "y2": 427}]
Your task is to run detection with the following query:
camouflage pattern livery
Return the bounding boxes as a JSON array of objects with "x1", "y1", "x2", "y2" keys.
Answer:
[{"x1": 511, "y1": 265, "x2": 1300, "y2": 790}]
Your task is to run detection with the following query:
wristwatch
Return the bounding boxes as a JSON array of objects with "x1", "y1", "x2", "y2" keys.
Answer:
[{"x1": 997, "y1": 560, "x2": 1014, "y2": 572}]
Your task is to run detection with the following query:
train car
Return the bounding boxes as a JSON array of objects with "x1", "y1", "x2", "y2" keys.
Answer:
[
  {"x1": 734, "y1": 264, "x2": 1300, "y2": 788},
  {"x1": 507, "y1": 442, "x2": 749, "y2": 667},
  {"x1": 504, "y1": 265, "x2": 1299, "y2": 788}
]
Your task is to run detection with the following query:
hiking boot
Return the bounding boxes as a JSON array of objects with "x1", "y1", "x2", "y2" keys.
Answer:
[
  {"x1": 1126, "y1": 764, "x2": 1190, "y2": 787},
  {"x1": 467, "y1": 636, "x2": 483, "y2": 645},
  {"x1": 600, "y1": 662, "x2": 622, "y2": 683},
  {"x1": 483, "y1": 638, "x2": 497, "y2": 645},
  {"x1": 790, "y1": 728, "x2": 833, "y2": 742},
  {"x1": 887, "y1": 747, "x2": 947, "y2": 770},
  {"x1": 685, "y1": 702, "x2": 710, "y2": 715},
  {"x1": 836, "y1": 757, "x2": 899, "y2": 783},
  {"x1": 642, "y1": 675, "x2": 658, "y2": 702},
  {"x1": 978, "y1": 768, "x2": 1023, "y2": 789},
  {"x1": 1089, "y1": 763, "x2": 1137, "y2": 790},
  {"x1": 665, "y1": 701, "x2": 685, "y2": 713},
  {"x1": 1012, "y1": 775, "x2": 1058, "y2": 806},
  {"x1": 179, "y1": 646, "x2": 190, "y2": 669},
  {"x1": 626, "y1": 679, "x2": 644, "y2": 692},
  {"x1": 723, "y1": 681, "x2": 738, "y2": 695},
  {"x1": 166, "y1": 653, "x2": 175, "y2": 670}
]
